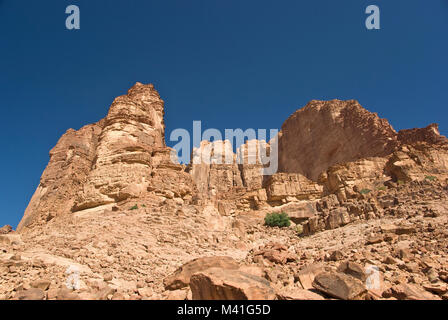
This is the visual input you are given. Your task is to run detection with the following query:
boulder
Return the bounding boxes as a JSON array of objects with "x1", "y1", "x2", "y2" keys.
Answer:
[
  {"x1": 271, "y1": 202, "x2": 317, "y2": 224},
  {"x1": 386, "y1": 283, "x2": 441, "y2": 300},
  {"x1": 164, "y1": 256, "x2": 239, "y2": 290},
  {"x1": 14, "y1": 288, "x2": 45, "y2": 300},
  {"x1": 276, "y1": 288, "x2": 324, "y2": 300},
  {"x1": 56, "y1": 288, "x2": 81, "y2": 300},
  {"x1": 337, "y1": 261, "x2": 366, "y2": 281},
  {"x1": 95, "y1": 285, "x2": 116, "y2": 300},
  {"x1": 295, "y1": 263, "x2": 325, "y2": 290},
  {"x1": 312, "y1": 272, "x2": 367, "y2": 300},
  {"x1": 30, "y1": 279, "x2": 51, "y2": 291},
  {"x1": 190, "y1": 267, "x2": 276, "y2": 300}
]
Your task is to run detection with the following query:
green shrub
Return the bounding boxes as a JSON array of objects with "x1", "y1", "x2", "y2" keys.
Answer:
[
  {"x1": 425, "y1": 175, "x2": 436, "y2": 182},
  {"x1": 359, "y1": 188, "x2": 372, "y2": 195},
  {"x1": 377, "y1": 186, "x2": 387, "y2": 191},
  {"x1": 264, "y1": 212, "x2": 291, "y2": 228},
  {"x1": 397, "y1": 180, "x2": 405, "y2": 186},
  {"x1": 130, "y1": 204, "x2": 138, "y2": 210},
  {"x1": 296, "y1": 224, "x2": 304, "y2": 235}
]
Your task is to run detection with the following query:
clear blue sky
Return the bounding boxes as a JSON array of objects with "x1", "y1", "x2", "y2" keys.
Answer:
[{"x1": 0, "y1": 0, "x2": 447, "y2": 228}]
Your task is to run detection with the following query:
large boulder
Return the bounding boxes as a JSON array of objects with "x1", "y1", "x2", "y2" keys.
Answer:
[
  {"x1": 295, "y1": 263, "x2": 325, "y2": 290},
  {"x1": 276, "y1": 288, "x2": 325, "y2": 300},
  {"x1": 385, "y1": 283, "x2": 441, "y2": 300},
  {"x1": 312, "y1": 272, "x2": 367, "y2": 300},
  {"x1": 14, "y1": 288, "x2": 45, "y2": 300},
  {"x1": 164, "y1": 256, "x2": 239, "y2": 290},
  {"x1": 190, "y1": 267, "x2": 276, "y2": 300}
]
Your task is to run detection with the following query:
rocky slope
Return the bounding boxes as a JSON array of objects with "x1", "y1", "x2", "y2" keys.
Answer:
[{"x1": 2, "y1": 83, "x2": 448, "y2": 300}]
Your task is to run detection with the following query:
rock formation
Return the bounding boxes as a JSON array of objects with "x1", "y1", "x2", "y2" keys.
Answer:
[
  {"x1": 3, "y1": 83, "x2": 448, "y2": 301},
  {"x1": 277, "y1": 99, "x2": 398, "y2": 181},
  {"x1": 18, "y1": 83, "x2": 195, "y2": 232}
]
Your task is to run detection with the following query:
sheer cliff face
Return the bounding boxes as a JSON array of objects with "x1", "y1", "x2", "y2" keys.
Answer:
[
  {"x1": 17, "y1": 122, "x2": 103, "y2": 231},
  {"x1": 277, "y1": 100, "x2": 399, "y2": 181},
  {"x1": 189, "y1": 139, "x2": 268, "y2": 198},
  {"x1": 17, "y1": 83, "x2": 194, "y2": 232},
  {"x1": 72, "y1": 83, "x2": 167, "y2": 212}
]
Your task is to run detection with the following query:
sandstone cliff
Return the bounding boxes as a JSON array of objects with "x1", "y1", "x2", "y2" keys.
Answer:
[
  {"x1": 19, "y1": 89, "x2": 448, "y2": 232},
  {"x1": 4, "y1": 83, "x2": 448, "y2": 301},
  {"x1": 277, "y1": 99, "x2": 398, "y2": 181},
  {"x1": 18, "y1": 83, "x2": 195, "y2": 232}
]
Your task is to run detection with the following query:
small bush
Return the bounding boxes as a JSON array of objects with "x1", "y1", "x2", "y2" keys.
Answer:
[
  {"x1": 359, "y1": 188, "x2": 372, "y2": 195},
  {"x1": 425, "y1": 175, "x2": 436, "y2": 182},
  {"x1": 130, "y1": 204, "x2": 138, "y2": 210},
  {"x1": 377, "y1": 186, "x2": 387, "y2": 191},
  {"x1": 264, "y1": 212, "x2": 291, "y2": 228},
  {"x1": 397, "y1": 180, "x2": 405, "y2": 186},
  {"x1": 296, "y1": 224, "x2": 304, "y2": 235}
]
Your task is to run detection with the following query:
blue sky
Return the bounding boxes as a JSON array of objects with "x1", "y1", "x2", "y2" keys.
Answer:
[{"x1": 0, "y1": 0, "x2": 447, "y2": 228}]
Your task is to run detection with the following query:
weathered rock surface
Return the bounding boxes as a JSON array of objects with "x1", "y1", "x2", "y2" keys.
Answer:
[
  {"x1": 164, "y1": 256, "x2": 239, "y2": 290},
  {"x1": 13, "y1": 288, "x2": 46, "y2": 300},
  {"x1": 386, "y1": 144, "x2": 448, "y2": 183},
  {"x1": 190, "y1": 140, "x2": 244, "y2": 198},
  {"x1": 189, "y1": 139, "x2": 268, "y2": 199},
  {"x1": 264, "y1": 173, "x2": 323, "y2": 204},
  {"x1": 18, "y1": 83, "x2": 195, "y2": 232},
  {"x1": 276, "y1": 288, "x2": 324, "y2": 300},
  {"x1": 278, "y1": 100, "x2": 399, "y2": 181},
  {"x1": 18, "y1": 121, "x2": 103, "y2": 231},
  {"x1": 190, "y1": 267, "x2": 276, "y2": 300},
  {"x1": 320, "y1": 157, "x2": 388, "y2": 197},
  {"x1": 5, "y1": 83, "x2": 448, "y2": 301},
  {"x1": 312, "y1": 272, "x2": 367, "y2": 300},
  {"x1": 398, "y1": 123, "x2": 448, "y2": 146}
]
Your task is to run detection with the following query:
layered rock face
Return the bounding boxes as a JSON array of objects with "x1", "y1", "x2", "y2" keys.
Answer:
[
  {"x1": 386, "y1": 124, "x2": 448, "y2": 183},
  {"x1": 319, "y1": 157, "x2": 389, "y2": 200},
  {"x1": 189, "y1": 139, "x2": 268, "y2": 200},
  {"x1": 5, "y1": 83, "x2": 448, "y2": 301},
  {"x1": 73, "y1": 83, "x2": 194, "y2": 211},
  {"x1": 398, "y1": 123, "x2": 448, "y2": 146},
  {"x1": 278, "y1": 100, "x2": 399, "y2": 181},
  {"x1": 18, "y1": 83, "x2": 195, "y2": 232},
  {"x1": 189, "y1": 140, "x2": 244, "y2": 198},
  {"x1": 264, "y1": 173, "x2": 323, "y2": 204},
  {"x1": 19, "y1": 92, "x2": 448, "y2": 232},
  {"x1": 18, "y1": 122, "x2": 103, "y2": 231}
]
